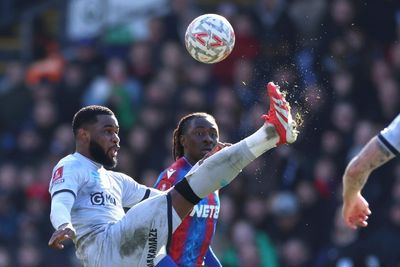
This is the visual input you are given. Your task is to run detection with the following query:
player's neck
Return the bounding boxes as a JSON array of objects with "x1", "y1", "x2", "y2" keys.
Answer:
[
  {"x1": 76, "y1": 148, "x2": 100, "y2": 166},
  {"x1": 183, "y1": 155, "x2": 198, "y2": 166},
  {"x1": 75, "y1": 151, "x2": 103, "y2": 168}
]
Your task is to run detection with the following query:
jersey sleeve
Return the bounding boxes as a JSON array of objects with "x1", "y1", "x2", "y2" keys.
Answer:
[
  {"x1": 49, "y1": 159, "x2": 86, "y2": 198},
  {"x1": 154, "y1": 171, "x2": 173, "y2": 191},
  {"x1": 50, "y1": 192, "x2": 75, "y2": 230},
  {"x1": 378, "y1": 114, "x2": 400, "y2": 156},
  {"x1": 120, "y1": 173, "x2": 163, "y2": 208}
]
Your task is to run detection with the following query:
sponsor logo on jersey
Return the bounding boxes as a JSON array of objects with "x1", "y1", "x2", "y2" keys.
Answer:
[
  {"x1": 52, "y1": 166, "x2": 64, "y2": 185},
  {"x1": 146, "y1": 229, "x2": 158, "y2": 267},
  {"x1": 189, "y1": 204, "x2": 219, "y2": 219},
  {"x1": 90, "y1": 192, "x2": 117, "y2": 206}
]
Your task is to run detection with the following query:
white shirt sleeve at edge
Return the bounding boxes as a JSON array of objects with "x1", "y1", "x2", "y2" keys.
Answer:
[
  {"x1": 380, "y1": 113, "x2": 400, "y2": 154},
  {"x1": 50, "y1": 192, "x2": 75, "y2": 231}
]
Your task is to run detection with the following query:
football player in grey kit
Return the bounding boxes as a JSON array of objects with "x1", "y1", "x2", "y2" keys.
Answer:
[{"x1": 48, "y1": 82, "x2": 298, "y2": 267}]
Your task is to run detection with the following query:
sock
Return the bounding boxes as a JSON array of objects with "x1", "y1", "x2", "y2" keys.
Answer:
[
  {"x1": 184, "y1": 124, "x2": 278, "y2": 198},
  {"x1": 245, "y1": 123, "x2": 279, "y2": 157}
]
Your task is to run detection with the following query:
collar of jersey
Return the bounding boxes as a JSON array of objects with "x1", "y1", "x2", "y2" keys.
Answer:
[
  {"x1": 74, "y1": 152, "x2": 103, "y2": 169},
  {"x1": 181, "y1": 156, "x2": 193, "y2": 168}
]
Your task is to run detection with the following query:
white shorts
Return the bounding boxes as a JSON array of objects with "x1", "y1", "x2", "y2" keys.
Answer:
[{"x1": 75, "y1": 193, "x2": 181, "y2": 267}]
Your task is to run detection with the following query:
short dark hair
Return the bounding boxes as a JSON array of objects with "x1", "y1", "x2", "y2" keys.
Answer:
[
  {"x1": 172, "y1": 112, "x2": 216, "y2": 160},
  {"x1": 72, "y1": 105, "x2": 114, "y2": 136}
]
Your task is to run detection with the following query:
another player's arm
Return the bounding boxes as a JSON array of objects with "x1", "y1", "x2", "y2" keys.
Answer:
[
  {"x1": 342, "y1": 136, "x2": 395, "y2": 228},
  {"x1": 48, "y1": 191, "x2": 76, "y2": 249},
  {"x1": 343, "y1": 136, "x2": 394, "y2": 197}
]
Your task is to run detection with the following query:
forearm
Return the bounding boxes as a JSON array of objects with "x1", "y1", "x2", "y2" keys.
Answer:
[
  {"x1": 50, "y1": 192, "x2": 75, "y2": 230},
  {"x1": 342, "y1": 159, "x2": 371, "y2": 199},
  {"x1": 343, "y1": 136, "x2": 394, "y2": 199}
]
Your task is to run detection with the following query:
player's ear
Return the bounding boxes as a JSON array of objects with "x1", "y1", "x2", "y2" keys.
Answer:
[{"x1": 77, "y1": 128, "x2": 90, "y2": 143}]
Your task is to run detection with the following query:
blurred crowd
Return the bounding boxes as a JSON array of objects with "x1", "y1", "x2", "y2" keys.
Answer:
[{"x1": 1, "y1": 0, "x2": 400, "y2": 266}]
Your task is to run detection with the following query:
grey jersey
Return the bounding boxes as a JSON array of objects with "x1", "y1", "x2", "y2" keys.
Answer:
[
  {"x1": 49, "y1": 152, "x2": 152, "y2": 242},
  {"x1": 378, "y1": 114, "x2": 400, "y2": 155}
]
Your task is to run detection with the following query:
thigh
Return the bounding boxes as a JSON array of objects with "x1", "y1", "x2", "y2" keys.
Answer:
[{"x1": 106, "y1": 193, "x2": 176, "y2": 267}]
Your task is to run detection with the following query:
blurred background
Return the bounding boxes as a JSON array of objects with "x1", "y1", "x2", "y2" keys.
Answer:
[{"x1": 0, "y1": 0, "x2": 399, "y2": 266}]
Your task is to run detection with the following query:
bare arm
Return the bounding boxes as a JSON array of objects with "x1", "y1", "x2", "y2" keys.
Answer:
[
  {"x1": 342, "y1": 136, "x2": 395, "y2": 228},
  {"x1": 343, "y1": 136, "x2": 394, "y2": 198}
]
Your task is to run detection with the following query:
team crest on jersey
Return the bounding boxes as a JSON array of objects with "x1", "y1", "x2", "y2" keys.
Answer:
[
  {"x1": 167, "y1": 168, "x2": 176, "y2": 178},
  {"x1": 52, "y1": 166, "x2": 64, "y2": 185}
]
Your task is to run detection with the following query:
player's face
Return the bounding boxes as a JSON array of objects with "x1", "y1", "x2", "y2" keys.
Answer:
[
  {"x1": 88, "y1": 115, "x2": 120, "y2": 168},
  {"x1": 182, "y1": 117, "x2": 219, "y2": 165}
]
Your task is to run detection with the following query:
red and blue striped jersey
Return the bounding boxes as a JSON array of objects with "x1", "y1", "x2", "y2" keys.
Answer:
[{"x1": 154, "y1": 157, "x2": 220, "y2": 267}]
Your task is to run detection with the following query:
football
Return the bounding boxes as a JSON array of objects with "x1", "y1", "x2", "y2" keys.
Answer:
[{"x1": 184, "y1": 14, "x2": 235, "y2": 64}]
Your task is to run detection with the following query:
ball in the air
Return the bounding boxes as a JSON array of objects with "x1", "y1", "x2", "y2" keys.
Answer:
[{"x1": 184, "y1": 14, "x2": 235, "y2": 64}]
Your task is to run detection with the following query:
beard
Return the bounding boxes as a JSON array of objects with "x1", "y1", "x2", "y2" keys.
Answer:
[{"x1": 89, "y1": 140, "x2": 117, "y2": 168}]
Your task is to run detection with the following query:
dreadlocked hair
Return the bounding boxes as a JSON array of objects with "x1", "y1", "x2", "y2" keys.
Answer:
[{"x1": 172, "y1": 112, "x2": 215, "y2": 160}]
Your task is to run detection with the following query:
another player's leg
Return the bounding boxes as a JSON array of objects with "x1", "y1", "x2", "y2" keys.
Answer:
[
  {"x1": 105, "y1": 193, "x2": 181, "y2": 266},
  {"x1": 172, "y1": 82, "x2": 298, "y2": 217}
]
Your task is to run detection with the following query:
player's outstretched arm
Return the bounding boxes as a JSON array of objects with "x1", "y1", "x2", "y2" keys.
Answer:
[
  {"x1": 342, "y1": 136, "x2": 394, "y2": 229},
  {"x1": 48, "y1": 192, "x2": 76, "y2": 249}
]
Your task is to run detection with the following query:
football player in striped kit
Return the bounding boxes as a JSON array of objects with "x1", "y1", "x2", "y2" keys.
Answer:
[{"x1": 154, "y1": 112, "x2": 223, "y2": 266}]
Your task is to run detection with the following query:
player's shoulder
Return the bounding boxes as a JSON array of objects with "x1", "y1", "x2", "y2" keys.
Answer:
[
  {"x1": 158, "y1": 157, "x2": 190, "y2": 183},
  {"x1": 49, "y1": 154, "x2": 87, "y2": 187},
  {"x1": 168, "y1": 157, "x2": 191, "y2": 172},
  {"x1": 54, "y1": 153, "x2": 85, "y2": 172}
]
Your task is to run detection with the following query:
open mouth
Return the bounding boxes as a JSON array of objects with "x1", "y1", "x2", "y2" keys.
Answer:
[
  {"x1": 109, "y1": 146, "x2": 120, "y2": 157},
  {"x1": 201, "y1": 148, "x2": 213, "y2": 153}
]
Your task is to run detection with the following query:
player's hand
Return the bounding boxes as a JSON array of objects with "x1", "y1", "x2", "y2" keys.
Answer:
[
  {"x1": 204, "y1": 142, "x2": 231, "y2": 159},
  {"x1": 342, "y1": 192, "x2": 371, "y2": 229},
  {"x1": 48, "y1": 223, "x2": 76, "y2": 250}
]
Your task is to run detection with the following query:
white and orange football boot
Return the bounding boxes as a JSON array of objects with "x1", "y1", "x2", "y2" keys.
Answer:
[{"x1": 262, "y1": 82, "x2": 298, "y2": 145}]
